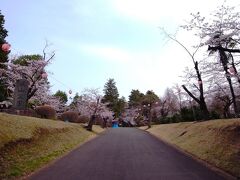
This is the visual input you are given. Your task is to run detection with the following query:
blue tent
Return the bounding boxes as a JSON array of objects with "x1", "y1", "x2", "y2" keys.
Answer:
[{"x1": 112, "y1": 121, "x2": 118, "y2": 128}]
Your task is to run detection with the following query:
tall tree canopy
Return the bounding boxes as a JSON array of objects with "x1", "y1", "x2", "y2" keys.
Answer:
[
  {"x1": 0, "y1": 10, "x2": 8, "y2": 64},
  {"x1": 0, "y1": 10, "x2": 9, "y2": 101},
  {"x1": 142, "y1": 90, "x2": 159, "y2": 105},
  {"x1": 128, "y1": 89, "x2": 144, "y2": 107},
  {"x1": 182, "y1": 4, "x2": 240, "y2": 117},
  {"x1": 54, "y1": 90, "x2": 68, "y2": 104},
  {"x1": 102, "y1": 78, "x2": 119, "y2": 110}
]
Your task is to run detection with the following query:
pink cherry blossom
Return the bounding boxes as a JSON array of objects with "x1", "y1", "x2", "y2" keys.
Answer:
[{"x1": 41, "y1": 72, "x2": 48, "y2": 78}]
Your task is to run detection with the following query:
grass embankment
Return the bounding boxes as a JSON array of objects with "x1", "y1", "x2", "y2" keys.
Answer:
[
  {"x1": 0, "y1": 113, "x2": 104, "y2": 179},
  {"x1": 145, "y1": 119, "x2": 240, "y2": 178}
]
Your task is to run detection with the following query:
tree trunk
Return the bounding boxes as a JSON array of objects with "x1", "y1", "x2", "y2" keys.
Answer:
[
  {"x1": 194, "y1": 61, "x2": 210, "y2": 120},
  {"x1": 182, "y1": 85, "x2": 210, "y2": 120},
  {"x1": 182, "y1": 61, "x2": 210, "y2": 120},
  {"x1": 148, "y1": 107, "x2": 152, "y2": 128},
  {"x1": 219, "y1": 49, "x2": 238, "y2": 117},
  {"x1": 86, "y1": 98, "x2": 100, "y2": 131},
  {"x1": 86, "y1": 115, "x2": 96, "y2": 131}
]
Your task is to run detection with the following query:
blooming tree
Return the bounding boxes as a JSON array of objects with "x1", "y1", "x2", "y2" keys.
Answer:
[
  {"x1": 161, "y1": 27, "x2": 211, "y2": 120},
  {"x1": 0, "y1": 44, "x2": 59, "y2": 109},
  {"x1": 182, "y1": 4, "x2": 240, "y2": 116},
  {"x1": 72, "y1": 88, "x2": 113, "y2": 130}
]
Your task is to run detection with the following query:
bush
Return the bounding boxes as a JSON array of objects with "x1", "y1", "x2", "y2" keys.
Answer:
[
  {"x1": 60, "y1": 111, "x2": 79, "y2": 123},
  {"x1": 77, "y1": 115, "x2": 90, "y2": 123},
  {"x1": 35, "y1": 105, "x2": 56, "y2": 120}
]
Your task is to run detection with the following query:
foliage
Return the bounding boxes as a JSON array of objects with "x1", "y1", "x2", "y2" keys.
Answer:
[
  {"x1": 182, "y1": 4, "x2": 240, "y2": 117},
  {"x1": 113, "y1": 96, "x2": 126, "y2": 117},
  {"x1": 0, "y1": 10, "x2": 9, "y2": 101},
  {"x1": 142, "y1": 90, "x2": 159, "y2": 105},
  {"x1": 60, "y1": 111, "x2": 79, "y2": 122},
  {"x1": 0, "y1": 10, "x2": 9, "y2": 66},
  {"x1": 11, "y1": 57, "x2": 48, "y2": 99},
  {"x1": 0, "y1": 48, "x2": 64, "y2": 112},
  {"x1": 102, "y1": 78, "x2": 119, "y2": 102},
  {"x1": 128, "y1": 89, "x2": 144, "y2": 107},
  {"x1": 13, "y1": 54, "x2": 43, "y2": 66},
  {"x1": 0, "y1": 54, "x2": 51, "y2": 102},
  {"x1": 73, "y1": 88, "x2": 112, "y2": 118},
  {"x1": 35, "y1": 105, "x2": 56, "y2": 119},
  {"x1": 70, "y1": 88, "x2": 113, "y2": 130},
  {"x1": 77, "y1": 115, "x2": 90, "y2": 123},
  {"x1": 69, "y1": 93, "x2": 80, "y2": 108},
  {"x1": 102, "y1": 78, "x2": 119, "y2": 114},
  {"x1": 54, "y1": 90, "x2": 68, "y2": 104}
]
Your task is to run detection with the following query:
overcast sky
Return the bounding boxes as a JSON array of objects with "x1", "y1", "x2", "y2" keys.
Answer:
[{"x1": 1, "y1": 0, "x2": 240, "y2": 99}]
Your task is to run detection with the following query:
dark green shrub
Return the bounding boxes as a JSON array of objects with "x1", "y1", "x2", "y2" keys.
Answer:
[
  {"x1": 60, "y1": 111, "x2": 79, "y2": 122},
  {"x1": 210, "y1": 111, "x2": 220, "y2": 119},
  {"x1": 35, "y1": 105, "x2": 56, "y2": 119}
]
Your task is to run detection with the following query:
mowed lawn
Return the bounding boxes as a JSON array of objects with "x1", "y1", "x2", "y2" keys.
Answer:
[
  {"x1": 0, "y1": 113, "x2": 104, "y2": 179},
  {"x1": 145, "y1": 119, "x2": 240, "y2": 178}
]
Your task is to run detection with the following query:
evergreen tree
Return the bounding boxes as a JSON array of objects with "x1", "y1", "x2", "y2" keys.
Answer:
[
  {"x1": 54, "y1": 90, "x2": 68, "y2": 104},
  {"x1": 128, "y1": 89, "x2": 144, "y2": 107},
  {"x1": 102, "y1": 78, "x2": 119, "y2": 115},
  {"x1": 143, "y1": 90, "x2": 159, "y2": 128},
  {"x1": 0, "y1": 10, "x2": 9, "y2": 101},
  {"x1": 142, "y1": 90, "x2": 159, "y2": 105},
  {"x1": 114, "y1": 96, "x2": 126, "y2": 117},
  {"x1": 13, "y1": 54, "x2": 42, "y2": 66}
]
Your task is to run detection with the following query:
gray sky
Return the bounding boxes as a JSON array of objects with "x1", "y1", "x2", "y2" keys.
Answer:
[{"x1": 1, "y1": 0, "x2": 239, "y2": 99}]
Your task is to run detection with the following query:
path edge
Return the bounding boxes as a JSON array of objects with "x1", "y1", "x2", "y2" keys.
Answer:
[
  {"x1": 138, "y1": 128, "x2": 237, "y2": 180},
  {"x1": 23, "y1": 129, "x2": 108, "y2": 180}
]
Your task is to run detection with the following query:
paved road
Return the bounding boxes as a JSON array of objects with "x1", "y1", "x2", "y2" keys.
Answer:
[{"x1": 30, "y1": 128, "x2": 227, "y2": 180}]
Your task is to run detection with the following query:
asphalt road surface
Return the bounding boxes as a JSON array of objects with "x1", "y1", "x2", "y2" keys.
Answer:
[{"x1": 29, "y1": 128, "x2": 227, "y2": 180}]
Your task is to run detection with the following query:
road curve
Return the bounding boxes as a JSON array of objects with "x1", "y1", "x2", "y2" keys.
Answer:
[{"x1": 29, "y1": 128, "x2": 226, "y2": 180}]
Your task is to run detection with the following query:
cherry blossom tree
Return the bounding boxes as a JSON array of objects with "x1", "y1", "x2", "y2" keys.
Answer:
[
  {"x1": 182, "y1": 4, "x2": 240, "y2": 116},
  {"x1": 0, "y1": 44, "x2": 56, "y2": 109},
  {"x1": 71, "y1": 88, "x2": 113, "y2": 131},
  {"x1": 161, "y1": 28, "x2": 210, "y2": 120}
]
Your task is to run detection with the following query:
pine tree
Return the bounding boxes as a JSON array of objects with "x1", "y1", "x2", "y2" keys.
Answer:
[
  {"x1": 128, "y1": 89, "x2": 144, "y2": 107},
  {"x1": 102, "y1": 78, "x2": 119, "y2": 114},
  {"x1": 0, "y1": 10, "x2": 9, "y2": 101},
  {"x1": 54, "y1": 90, "x2": 68, "y2": 104}
]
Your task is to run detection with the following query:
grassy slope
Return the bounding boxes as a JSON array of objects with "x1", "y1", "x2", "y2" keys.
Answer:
[
  {"x1": 146, "y1": 119, "x2": 240, "y2": 178},
  {"x1": 0, "y1": 113, "x2": 104, "y2": 179}
]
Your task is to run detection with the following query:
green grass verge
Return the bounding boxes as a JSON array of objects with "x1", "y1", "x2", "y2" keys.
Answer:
[
  {"x1": 0, "y1": 113, "x2": 104, "y2": 179},
  {"x1": 146, "y1": 119, "x2": 240, "y2": 178}
]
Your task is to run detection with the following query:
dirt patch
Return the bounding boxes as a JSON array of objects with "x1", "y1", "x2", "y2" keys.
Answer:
[
  {"x1": 220, "y1": 124, "x2": 240, "y2": 146},
  {"x1": 222, "y1": 123, "x2": 240, "y2": 133}
]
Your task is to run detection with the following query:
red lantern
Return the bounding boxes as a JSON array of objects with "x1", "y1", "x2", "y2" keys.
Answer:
[
  {"x1": 229, "y1": 67, "x2": 235, "y2": 75},
  {"x1": 41, "y1": 72, "x2": 48, "y2": 79},
  {"x1": 1, "y1": 43, "x2": 11, "y2": 52},
  {"x1": 69, "y1": 90, "x2": 72, "y2": 94}
]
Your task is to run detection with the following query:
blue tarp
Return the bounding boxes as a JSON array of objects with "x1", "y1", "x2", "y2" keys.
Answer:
[{"x1": 112, "y1": 122, "x2": 118, "y2": 128}]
